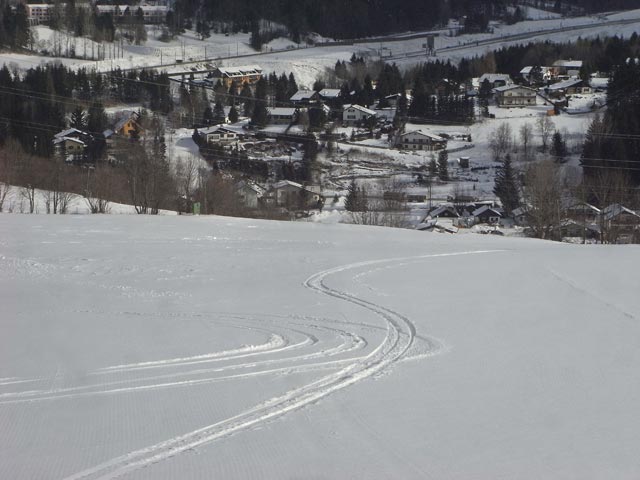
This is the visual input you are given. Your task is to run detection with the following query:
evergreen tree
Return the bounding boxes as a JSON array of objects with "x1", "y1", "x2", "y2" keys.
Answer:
[
  {"x1": 344, "y1": 179, "x2": 367, "y2": 212},
  {"x1": 437, "y1": 149, "x2": 449, "y2": 181},
  {"x1": 493, "y1": 155, "x2": 520, "y2": 214},
  {"x1": 228, "y1": 105, "x2": 239, "y2": 123},
  {"x1": 551, "y1": 131, "x2": 568, "y2": 161},
  {"x1": 213, "y1": 100, "x2": 226, "y2": 124},
  {"x1": 87, "y1": 101, "x2": 108, "y2": 133},
  {"x1": 70, "y1": 107, "x2": 87, "y2": 130}
]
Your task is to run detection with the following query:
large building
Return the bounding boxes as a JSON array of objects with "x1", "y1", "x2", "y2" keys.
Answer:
[
  {"x1": 208, "y1": 65, "x2": 263, "y2": 89},
  {"x1": 494, "y1": 85, "x2": 538, "y2": 108}
]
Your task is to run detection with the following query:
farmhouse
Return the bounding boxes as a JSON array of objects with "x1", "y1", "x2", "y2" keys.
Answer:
[
  {"x1": 551, "y1": 60, "x2": 583, "y2": 78},
  {"x1": 398, "y1": 131, "x2": 447, "y2": 151},
  {"x1": 342, "y1": 104, "x2": 377, "y2": 126},
  {"x1": 235, "y1": 181, "x2": 266, "y2": 209},
  {"x1": 494, "y1": 85, "x2": 538, "y2": 107},
  {"x1": 473, "y1": 205, "x2": 502, "y2": 225}
]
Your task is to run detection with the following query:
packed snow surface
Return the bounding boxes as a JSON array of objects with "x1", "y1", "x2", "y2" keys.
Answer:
[{"x1": 1, "y1": 214, "x2": 640, "y2": 479}]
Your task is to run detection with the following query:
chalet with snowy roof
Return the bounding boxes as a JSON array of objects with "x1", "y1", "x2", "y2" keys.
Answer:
[
  {"x1": 424, "y1": 205, "x2": 459, "y2": 220},
  {"x1": 494, "y1": 85, "x2": 538, "y2": 107},
  {"x1": 198, "y1": 126, "x2": 238, "y2": 145},
  {"x1": 267, "y1": 107, "x2": 298, "y2": 125},
  {"x1": 235, "y1": 180, "x2": 266, "y2": 209},
  {"x1": 342, "y1": 104, "x2": 377, "y2": 126},
  {"x1": 112, "y1": 111, "x2": 143, "y2": 139},
  {"x1": 600, "y1": 204, "x2": 640, "y2": 243},
  {"x1": 52, "y1": 128, "x2": 92, "y2": 162},
  {"x1": 473, "y1": 205, "x2": 502, "y2": 225},
  {"x1": 319, "y1": 89, "x2": 342, "y2": 100},
  {"x1": 209, "y1": 65, "x2": 263, "y2": 89},
  {"x1": 551, "y1": 60, "x2": 583, "y2": 78},
  {"x1": 519, "y1": 66, "x2": 552, "y2": 84},
  {"x1": 290, "y1": 89, "x2": 320, "y2": 105},
  {"x1": 397, "y1": 131, "x2": 447, "y2": 151},
  {"x1": 478, "y1": 73, "x2": 513, "y2": 89},
  {"x1": 384, "y1": 93, "x2": 413, "y2": 108},
  {"x1": 545, "y1": 78, "x2": 592, "y2": 98},
  {"x1": 269, "y1": 180, "x2": 324, "y2": 210}
]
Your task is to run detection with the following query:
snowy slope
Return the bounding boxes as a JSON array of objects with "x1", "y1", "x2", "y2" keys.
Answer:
[{"x1": 1, "y1": 214, "x2": 640, "y2": 479}]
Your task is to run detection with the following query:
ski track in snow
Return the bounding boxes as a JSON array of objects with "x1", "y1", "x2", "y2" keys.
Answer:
[{"x1": 2, "y1": 250, "x2": 502, "y2": 479}]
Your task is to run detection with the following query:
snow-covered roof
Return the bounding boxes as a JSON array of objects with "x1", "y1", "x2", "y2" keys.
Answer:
[
  {"x1": 268, "y1": 107, "x2": 297, "y2": 116},
  {"x1": 602, "y1": 204, "x2": 640, "y2": 221},
  {"x1": 236, "y1": 180, "x2": 266, "y2": 196},
  {"x1": 273, "y1": 180, "x2": 304, "y2": 190},
  {"x1": 427, "y1": 205, "x2": 459, "y2": 218},
  {"x1": 479, "y1": 73, "x2": 513, "y2": 84},
  {"x1": 199, "y1": 126, "x2": 236, "y2": 135},
  {"x1": 290, "y1": 89, "x2": 317, "y2": 101},
  {"x1": 343, "y1": 104, "x2": 376, "y2": 116},
  {"x1": 547, "y1": 78, "x2": 585, "y2": 91},
  {"x1": 319, "y1": 89, "x2": 341, "y2": 99},
  {"x1": 553, "y1": 60, "x2": 583, "y2": 69},
  {"x1": 112, "y1": 110, "x2": 139, "y2": 133},
  {"x1": 472, "y1": 205, "x2": 502, "y2": 217},
  {"x1": 53, "y1": 136, "x2": 86, "y2": 146},
  {"x1": 54, "y1": 128, "x2": 84, "y2": 139},
  {"x1": 493, "y1": 84, "x2": 536, "y2": 93},
  {"x1": 400, "y1": 130, "x2": 446, "y2": 142},
  {"x1": 215, "y1": 65, "x2": 262, "y2": 78}
]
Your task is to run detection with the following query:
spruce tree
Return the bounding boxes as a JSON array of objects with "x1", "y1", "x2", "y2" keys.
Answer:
[
  {"x1": 437, "y1": 149, "x2": 449, "y2": 181},
  {"x1": 493, "y1": 155, "x2": 520, "y2": 214},
  {"x1": 228, "y1": 105, "x2": 239, "y2": 123}
]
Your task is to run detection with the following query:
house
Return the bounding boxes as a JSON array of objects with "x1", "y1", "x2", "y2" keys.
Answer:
[
  {"x1": 112, "y1": 111, "x2": 143, "y2": 139},
  {"x1": 511, "y1": 206, "x2": 530, "y2": 226},
  {"x1": 473, "y1": 205, "x2": 502, "y2": 225},
  {"x1": 520, "y1": 66, "x2": 552, "y2": 84},
  {"x1": 384, "y1": 93, "x2": 413, "y2": 108},
  {"x1": 53, "y1": 136, "x2": 87, "y2": 162},
  {"x1": 478, "y1": 73, "x2": 513, "y2": 89},
  {"x1": 52, "y1": 128, "x2": 92, "y2": 162},
  {"x1": 290, "y1": 89, "x2": 320, "y2": 105},
  {"x1": 235, "y1": 181, "x2": 266, "y2": 209},
  {"x1": 546, "y1": 78, "x2": 592, "y2": 97},
  {"x1": 397, "y1": 131, "x2": 447, "y2": 151},
  {"x1": 319, "y1": 89, "x2": 342, "y2": 101},
  {"x1": 551, "y1": 60, "x2": 583, "y2": 78},
  {"x1": 342, "y1": 104, "x2": 377, "y2": 126},
  {"x1": 494, "y1": 85, "x2": 538, "y2": 107},
  {"x1": 270, "y1": 180, "x2": 324, "y2": 210},
  {"x1": 208, "y1": 65, "x2": 263, "y2": 89},
  {"x1": 426, "y1": 205, "x2": 459, "y2": 219},
  {"x1": 600, "y1": 204, "x2": 640, "y2": 243},
  {"x1": 267, "y1": 107, "x2": 298, "y2": 125},
  {"x1": 25, "y1": 4, "x2": 53, "y2": 24},
  {"x1": 565, "y1": 201, "x2": 600, "y2": 223},
  {"x1": 199, "y1": 126, "x2": 238, "y2": 145}
]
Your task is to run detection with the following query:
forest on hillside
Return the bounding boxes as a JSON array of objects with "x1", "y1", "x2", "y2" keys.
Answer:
[{"x1": 171, "y1": 0, "x2": 640, "y2": 40}]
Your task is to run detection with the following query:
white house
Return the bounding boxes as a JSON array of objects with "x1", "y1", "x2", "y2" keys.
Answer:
[
  {"x1": 397, "y1": 131, "x2": 447, "y2": 151},
  {"x1": 494, "y1": 85, "x2": 538, "y2": 107},
  {"x1": 199, "y1": 126, "x2": 238, "y2": 144},
  {"x1": 342, "y1": 104, "x2": 377, "y2": 126}
]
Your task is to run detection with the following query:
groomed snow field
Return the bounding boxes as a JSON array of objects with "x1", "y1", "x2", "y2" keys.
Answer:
[{"x1": 1, "y1": 214, "x2": 639, "y2": 479}]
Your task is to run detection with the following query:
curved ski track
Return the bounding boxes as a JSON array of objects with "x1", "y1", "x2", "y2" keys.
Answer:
[{"x1": 4, "y1": 250, "x2": 501, "y2": 479}]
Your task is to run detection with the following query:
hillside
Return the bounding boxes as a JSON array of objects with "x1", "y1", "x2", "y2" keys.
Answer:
[{"x1": 1, "y1": 214, "x2": 639, "y2": 478}]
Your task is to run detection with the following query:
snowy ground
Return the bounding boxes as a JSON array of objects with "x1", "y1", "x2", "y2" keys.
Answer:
[
  {"x1": 2, "y1": 10, "x2": 640, "y2": 87},
  {"x1": 1, "y1": 214, "x2": 640, "y2": 479}
]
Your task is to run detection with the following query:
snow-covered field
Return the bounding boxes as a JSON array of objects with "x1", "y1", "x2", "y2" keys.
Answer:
[{"x1": 2, "y1": 214, "x2": 640, "y2": 479}]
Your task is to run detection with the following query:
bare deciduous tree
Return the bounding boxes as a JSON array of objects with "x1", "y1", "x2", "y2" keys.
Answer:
[
  {"x1": 489, "y1": 122, "x2": 513, "y2": 161},
  {"x1": 519, "y1": 122, "x2": 534, "y2": 160},
  {"x1": 522, "y1": 160, "x2": 563, "y2": 239},
  {"x1": 537, "y1": 116, "x2": 555, "y2": 152}
]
